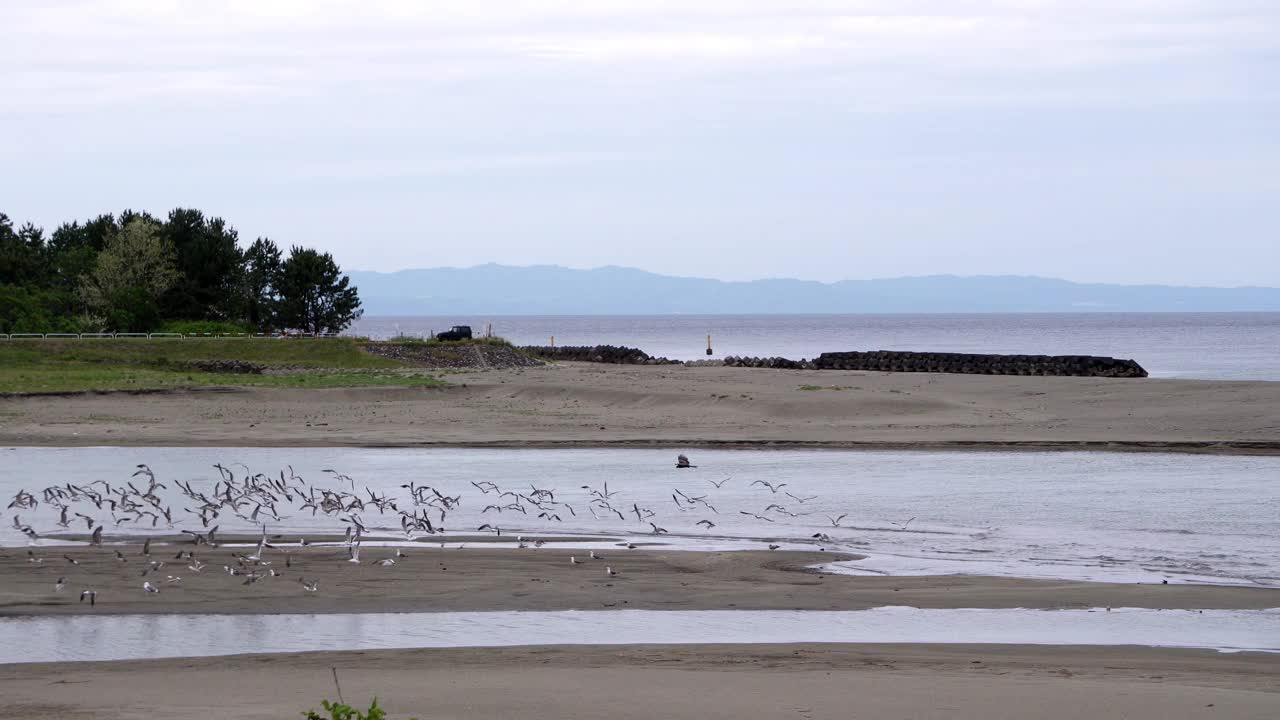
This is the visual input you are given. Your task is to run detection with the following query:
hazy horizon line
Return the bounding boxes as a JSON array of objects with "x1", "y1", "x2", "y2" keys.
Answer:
[{"x1": 348, "y1": 263, "x2": 1280, "y2": 291}]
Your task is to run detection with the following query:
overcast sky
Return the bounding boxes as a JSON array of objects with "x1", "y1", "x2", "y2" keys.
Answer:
[{"x1": 3, "y1": 1, "x2": 1277, "y2": 285}]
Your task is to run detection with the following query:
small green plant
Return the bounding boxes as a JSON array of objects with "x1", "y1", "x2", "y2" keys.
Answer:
[
  {"x1": 303, "y1": 697, "x2": 408, "y2": 720},
  {"x1": 798, "y1": 384, "x2": 850, "y2": 391}
]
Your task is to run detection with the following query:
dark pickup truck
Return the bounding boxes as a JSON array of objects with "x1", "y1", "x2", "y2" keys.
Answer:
[{"x1": 435, "y1": 325, "x2": 473, "y2": 341}]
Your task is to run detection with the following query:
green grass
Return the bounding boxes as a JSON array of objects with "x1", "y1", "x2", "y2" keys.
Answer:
[
  {"x1": 798, "y1": 384, "x2": 851, "y2": 391},
  {"x1": 0, "y1": 338, "x2": 442, "y2": 393},
  {"x1": 0, "y1": 338, "x2": 400, "y2": 368}
]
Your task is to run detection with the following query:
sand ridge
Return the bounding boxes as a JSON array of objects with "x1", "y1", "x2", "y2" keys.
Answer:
[
  {"x1": 2, "y1": 544, "x2": 1276, "y2": 617},
  {"x1": 1, "y1": 363, "x2": 1278, "y2": 452}
]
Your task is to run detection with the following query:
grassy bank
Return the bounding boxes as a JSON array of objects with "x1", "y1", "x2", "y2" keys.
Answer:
[{"x1": 0, "y1": 338, "x2": 442, "y2": 393}]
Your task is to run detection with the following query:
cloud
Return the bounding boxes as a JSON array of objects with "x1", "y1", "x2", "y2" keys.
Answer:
[
  {"x1": 1, "y1": 1, "x2": 1276, "y2": 285},
  {"x1": 4, "y1": 0, "x2": 1277, "y2": 111}
]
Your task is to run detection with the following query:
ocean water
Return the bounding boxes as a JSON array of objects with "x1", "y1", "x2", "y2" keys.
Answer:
[
  {"x1": 350, "y1": 312, "x2": 1280, "y2": 380},
  {"x1": 5, "y1": 447, "x2": 1278, "y2": 588},
  {"x1": 2, "y1": 608, "x2": 1275, "y2": 663}
]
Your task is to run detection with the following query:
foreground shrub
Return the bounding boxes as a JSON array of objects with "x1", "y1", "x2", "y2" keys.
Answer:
[{"x1": 303, "y1": 698, "x2": 416, "y2": 720}]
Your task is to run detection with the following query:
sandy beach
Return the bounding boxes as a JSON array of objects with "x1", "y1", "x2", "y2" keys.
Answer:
[
  {"x1": 3, "y1": 365, "x2": 1279, "y2": 719},
  {"x1": 1, "y1": 643, "x2": 1276, "y2": 720},
  {"x1": 1, "y1": 363, "x2": 1278, "y2": 452}
]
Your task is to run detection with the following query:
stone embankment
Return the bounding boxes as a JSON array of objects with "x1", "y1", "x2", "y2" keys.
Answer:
[
  {"x1": 475, "y1": 343, "x2": 1148, "y2": 378},
  {"x1": 520, "y1": 345, "x2": 680, "y2": 365},
  {"x1": 178, "y1": 359, "x2": 265, "y2": 374},
  {"x1": 362, "y1": 342, "x2": 544, "y2": 370}
]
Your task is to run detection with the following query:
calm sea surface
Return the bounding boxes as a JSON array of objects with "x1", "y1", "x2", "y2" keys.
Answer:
[{"x1": 350, "y1": 313, "x2": 1280, "y2": 380}]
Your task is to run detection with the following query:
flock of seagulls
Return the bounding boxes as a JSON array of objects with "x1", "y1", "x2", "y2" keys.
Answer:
[{"x1": 6, "y1": 455, "x2": 930, "y2": 608}]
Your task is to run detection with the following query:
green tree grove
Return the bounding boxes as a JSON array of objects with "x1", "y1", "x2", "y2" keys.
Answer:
[
  {"x1": 0, "y1": 208, "x2": 363, "y2": 335},
  {"x1": 278, "y1": 246, "x2": 363, "y2": 334}
]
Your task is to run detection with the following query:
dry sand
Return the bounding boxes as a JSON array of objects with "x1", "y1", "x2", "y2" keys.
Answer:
[
  {"x1": 3, "y1": 544, "x2": 1277, "y2": 617},
  {"x1": 1, "y1": 363, "x2": 1278, "y2": 452},
  {"x1": 1, "y1": 644, "x2": 1276, "y2": 720}
]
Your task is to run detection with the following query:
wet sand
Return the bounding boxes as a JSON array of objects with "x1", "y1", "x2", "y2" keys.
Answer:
[
  {"x1": 2, "y1": 545, "x2": 1276, "y2": 617},
  {"x1": 2, "y1": 363, "x2": 1279, "y2": 453},
  {"x1": 1, "y1": 643, "x2": 1276, "y2": 720}
]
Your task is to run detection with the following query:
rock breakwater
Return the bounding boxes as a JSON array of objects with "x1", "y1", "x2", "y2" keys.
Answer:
[
  {"x1": 813, "y1": 351, "x2": 1147, "y2": 377},
  {"x1": 520, "y1": 345, "x2": 680, "y2": 365}
]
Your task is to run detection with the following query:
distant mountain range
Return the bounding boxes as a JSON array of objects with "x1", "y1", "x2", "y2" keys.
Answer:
[{"x1": 346, "y1": 264, "x2": 1280, "y2": 315}]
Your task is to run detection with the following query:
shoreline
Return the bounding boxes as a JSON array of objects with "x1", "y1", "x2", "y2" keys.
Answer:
[
  {"x1": 5, "y1": 437, "x2": 1280, "y2": 455},
  {"x1": 4, "y1": 546, "x2": 1277, "y2": 617}
]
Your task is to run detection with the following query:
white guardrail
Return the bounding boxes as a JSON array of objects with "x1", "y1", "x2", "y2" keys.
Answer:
[{"x1": 0, "y1": 332, "x2": 343, "y2": 340}]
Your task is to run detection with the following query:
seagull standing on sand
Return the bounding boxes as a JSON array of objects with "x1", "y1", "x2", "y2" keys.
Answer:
[
  {"x1": 143, "y1": 581, "x2": 160, "y2": 594},
  {"x1": 606, "y1": 566, "x2": 617, "y2": 577}
]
